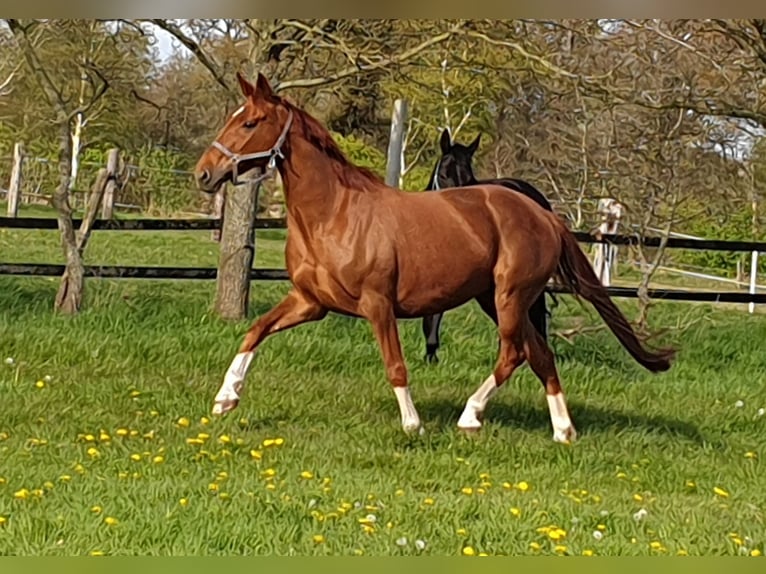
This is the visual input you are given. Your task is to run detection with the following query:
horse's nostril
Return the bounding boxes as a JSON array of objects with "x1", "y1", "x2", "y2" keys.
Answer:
[{"x1": 200, "y1": 169, "x2": 211, "y2": 183}]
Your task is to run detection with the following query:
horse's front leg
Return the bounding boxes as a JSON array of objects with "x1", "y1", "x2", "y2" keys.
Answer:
[
  {"x1": 368, "y1": 304, "x2": 423, "y2": 435},
  {"x1": 211, "y1": 289, "x2": 327, "y2": 415}
]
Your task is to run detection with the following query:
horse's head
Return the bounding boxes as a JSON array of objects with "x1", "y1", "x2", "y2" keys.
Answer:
[
  {"x1": 195, "y1": 72, "x2": 293, "y2": 194},
  {"x1": 429, "y1": 128, "x2": 481, "y2": 190}
]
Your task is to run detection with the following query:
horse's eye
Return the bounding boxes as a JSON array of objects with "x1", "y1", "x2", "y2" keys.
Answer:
[{"x1": 243, "y1": 120, "x2": 257, "y2": 129}]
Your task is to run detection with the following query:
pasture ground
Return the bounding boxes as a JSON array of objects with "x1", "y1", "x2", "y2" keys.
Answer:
[{"x1": 0, "y1": 211, "x2": 765, "y2": 556}]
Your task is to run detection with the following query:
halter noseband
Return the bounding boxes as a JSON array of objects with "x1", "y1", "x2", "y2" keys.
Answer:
[{"x1": 211, "y1": 109, "x2": 294, "y2": 186}]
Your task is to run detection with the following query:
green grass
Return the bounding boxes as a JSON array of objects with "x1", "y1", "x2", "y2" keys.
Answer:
[{"x1": 0, "y1": 217, "x2": 765, "y2": 557}]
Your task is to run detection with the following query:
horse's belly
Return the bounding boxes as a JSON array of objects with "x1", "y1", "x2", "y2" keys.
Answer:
[{"x1": 394, "y1": 254, "x2": 494, "y2": 317}]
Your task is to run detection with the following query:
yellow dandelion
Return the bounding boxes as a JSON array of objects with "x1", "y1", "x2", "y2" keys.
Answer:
[
  {"x1": 219, "y1": 492, "x2": 231, "y2": 501},
  {"x1": 461, "y1": 487, "x2": 473, "y2": 495},
  {"x1": 0, "y1": 516, "x2": 7, "y2": 527},
  {"x1": 0, "y1": 432, "x2": 8, "y2": 440},
  {"x1": 130, "y1": 454, "x2": 141, "y2": 462},
  {"x1": 129, "y1": 390, "x2": 141, "y2": 398},
  {"x1": 509, "y1": 507, "x2": 521, "y2": 517},
  {"x1": 149, "y1": 410, "x2": 159, "y2": 417},
  {"x1": 83, "y1": 434, "x2": 96, "y2": 442},
  {"x1": 423, "y1": 497, "x2": 435, "y2": 506},
  {"x1": 548, "y1": 528, "x2": 567, "y2": 541},
  {"x1": 713, "y1": 486, "x2": 729, "y2": 498},
  {"x1": 14, "y1": 488, "x2": 30, "y2": 499},
  {"x1": 456, "y1": 528, "x2": 468, "y2": 536},
  {"x1": 478, "y1": 552, "x2": 488, "y2": 557},
  {"x1": 649, "y1": 541, "x2": 663, "y2": 550},
  {"x1": 554, "y1": 545, "x2": 567, "y2": 554},
  {"x1": 249, "y1": 449, "x2": 262, "y2": 460},
  {"x1": 261, "y1": 468, "x2": 276, "y2": 478},
  {"x1": 218, "y1": 435, "x2": 232, "y2": 444},
  {"x1": 129, "y1": 430, "x2": 139, "y2": 437},
  {"x1": 745, "y1": 452, "x2": 757, "y2": 459},
  {"x1": 87, "y1": 447, "x2": 99, "y2": 459},
  {"x1": 616, "y1": 472, "x2": 627, "y2": 479},
  {"x1": 751, "y1": 549, "x2": 762, "y2": 557},
  {"x1": 116, "y1": 428, "x2": 129, "y2": 437},
  {"x1": 300, "y1": 471, "x2": 314, "y2": 479},
  {"x1": 197, "y1": 433, "x2": 210, "y2": 441},
  {"x1": 312, "y1": 534, "x2": 325, "y2": 544},
  {"x1": 74, "y1": 464, "x2": 85, "y2": 474},
  {"x1": 91, "y1": 505, "x2": 102, "y2": 514},
  {"x1": 152, "y1": 455, "x2": 164, "y2": 464},
  {"x1": 274, "y1": 438, "x2": 285, "y2": 446},
  {"x1": 516, "y1": 481, "x2": 530, "y2": 492},
  {"x1": 89, "y1": 550, "x2": 104, "y2": 556},
  {"x1": 502, "y1": 481, "x2": 513, "y2": 490},
  {"x1": 462, "y1": 546, "x2": 476, "y2": 556},
  {"x1": 186, "y1": 438, "x2": 204, "y2": 446},
  {"x1": 582, "y1": 549, "x2": 594, "y2": 556},
  {"x1": 477, "y1": 488, "x2": 486, "y2": 495},
  {"x1": 208, "y1": 483, "x2": 219, "y2": 492},
  {"x1": 685, "y1": 480, "x2": 696, "y2": 488},
  {"x1": 354, "y1": 549, "x2": 364, "y2": 556},
  {"x1": 395, "y1": 489, "x2": 404, "y2": 496},
  {"x1": 117, "y1": 471, "x2": 128, "y2": 479},
  {"x1": 180, "y1": 498, "x2": 189, "y2": 506},
  {"x1": 43, "y1": 481, "x2": 54, "y2": 490},
  {"x1": 176, "y1": 417, "x2": 190, "y2": 428},
  {"x1": 99, "y1": 431, "x2": 110, "y2": 442},
  {"x1": 35, "y1": 380, "x2": 45, "y2": 389},
  {"x1": 733, "y1": 537, "x2": 744, "y2": 546},
  {"x1": 104, "y1": 516, "x2": 118, "y2": 526},
  {"x1": 597, "y1": 524, "x2": 606, "y2": 531},
  {"x1": 677, "y1": 549, "x2": 688, "y2": 556},
  {"x1": 633, "y1": 493, "x2": 643, "y2": 502},
  {"x1": 529, "y1": 542, "x2": 542, "y2": 551},
  {"x1": 200, "y1": 416, "x2": 210, "y2": 425},
  {"x1": 479, "y1": 472, "x2": 490, "y2": 479},
  {"x1": 361, "y1": 524, "x2": 375, "y2": 534},
  {"x1": 59, "y1": 475, "x2": 72, "y2": 483}
]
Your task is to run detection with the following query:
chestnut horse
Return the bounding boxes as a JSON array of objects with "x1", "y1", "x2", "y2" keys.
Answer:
[
  {"x1": 194, "y1": 72, "x2": 675, "y2": 442},
  {"x1": 421, "y1": 129, "x2": 555, "y2": 364}
]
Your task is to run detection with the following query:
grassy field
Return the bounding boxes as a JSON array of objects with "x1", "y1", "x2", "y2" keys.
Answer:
[{"x1": 1, "y1": 210, "x2": 765, "y2": 557}]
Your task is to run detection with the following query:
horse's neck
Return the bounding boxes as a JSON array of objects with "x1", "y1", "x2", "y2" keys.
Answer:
[{"x1": 277, "y1": 138, "x2": 345, "y2": 225}]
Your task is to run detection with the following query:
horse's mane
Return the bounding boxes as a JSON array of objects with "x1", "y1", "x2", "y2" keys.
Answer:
[{"x1": 280, "y1": 99, "x2": 384, "y2": 191}]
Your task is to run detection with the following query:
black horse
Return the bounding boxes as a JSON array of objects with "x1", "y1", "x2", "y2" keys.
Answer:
[{"x1": 421, "y1": 129, "x2": 555, "y2": 363}]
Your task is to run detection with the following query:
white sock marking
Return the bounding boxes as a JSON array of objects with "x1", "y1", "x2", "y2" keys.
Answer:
[
  {"x1": 546, "y1": 392, "x2": 576, "y2": 443},
  {"x1": 212, "y1": 352, "x2": 254, "y2": 414},
  {"x1": 457, "y1": 374, "x2": 498, "y2": 429},
  {"x1": 393, "y1": 386, "x2": 423, "y2": 434}
]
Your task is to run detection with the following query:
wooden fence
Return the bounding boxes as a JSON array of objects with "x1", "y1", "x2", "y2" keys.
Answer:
[{"x1": 3, "y1": 216, "x2": 766, "y2": 305}]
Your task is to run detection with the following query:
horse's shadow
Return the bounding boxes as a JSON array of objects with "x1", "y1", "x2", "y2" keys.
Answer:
[{"x1": 401, "y1": 396, "x2": 706, "y2": 445}]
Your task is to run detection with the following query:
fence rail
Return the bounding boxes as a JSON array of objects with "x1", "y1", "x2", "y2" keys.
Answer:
[
  {"x1": 3, "y1": 216, "x2": 766, "y2": 251},
  {"x1": 1, "y1": 216, "x2": 765, "y2": 306}
]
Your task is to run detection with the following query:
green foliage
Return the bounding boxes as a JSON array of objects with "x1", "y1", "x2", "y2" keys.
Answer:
[
  {"x1": 123, "y1": 146, "x2": 197, "y2": 215},
  {"x1": 331, "y1": 131, "x2": 387, "y2": 179}
]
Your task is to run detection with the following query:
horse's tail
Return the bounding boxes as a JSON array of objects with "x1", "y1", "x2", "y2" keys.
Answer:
[{"x1": 555, "y1": 223, "x2": 676, "y2": 373}]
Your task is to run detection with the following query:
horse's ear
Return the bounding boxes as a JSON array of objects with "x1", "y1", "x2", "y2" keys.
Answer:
[
  {"x1": 467, "y1": 133, "x2": 481, "y2": 155},
  {"x1": 236, "y1": 72, "x2": 255, "y2": 99},
  {"x1": 439, "y1": 129, "x2": 452, "y2": 154},
  {"x1": 255, "y1": 73, "x2": 275, "y2": 100}
]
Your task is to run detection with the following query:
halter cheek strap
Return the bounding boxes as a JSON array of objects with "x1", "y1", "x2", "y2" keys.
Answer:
[{"x1": 211, "y1": 109, "x2": 294, "y2": 186}]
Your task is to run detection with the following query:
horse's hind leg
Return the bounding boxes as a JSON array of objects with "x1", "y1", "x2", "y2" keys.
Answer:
[
  {"x1": 421, "y1": 312, "x2": 444, "y2": 364},
  {"x1": 524, "y1": 328, "x2": 577, "y2": 443},
  {"x1": 457, "y1": 291, "x2": 527, "y2": 431}
]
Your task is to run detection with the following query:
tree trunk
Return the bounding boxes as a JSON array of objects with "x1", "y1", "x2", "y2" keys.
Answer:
[
  {"x1": 52, "y1": 117, "x2": 84, "y2": 314},
  {"x1": 214, "y1": 180, "x2": 260, "y2": 320}
]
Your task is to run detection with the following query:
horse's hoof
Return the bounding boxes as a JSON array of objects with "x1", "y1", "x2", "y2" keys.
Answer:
[{"x1": 212, "y1": 398, "x2": 239, "y2": 416}]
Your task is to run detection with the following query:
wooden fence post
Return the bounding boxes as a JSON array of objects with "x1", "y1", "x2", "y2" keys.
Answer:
[
  {"x1": 385, "y1": 99, "x2": 408, "y2": 187},
  {"x1": 592, "y1": 198, "x2": 623, "y2": 286},
  {"x1": 748, "y1": 250, "x2": 759, "y2": 314},
  {"x1": 6, "y1": 142, "x2": 24, "y2": 217},
  {"x1": 100, "y1": 148, "x2": 120, "y2": 220}
]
